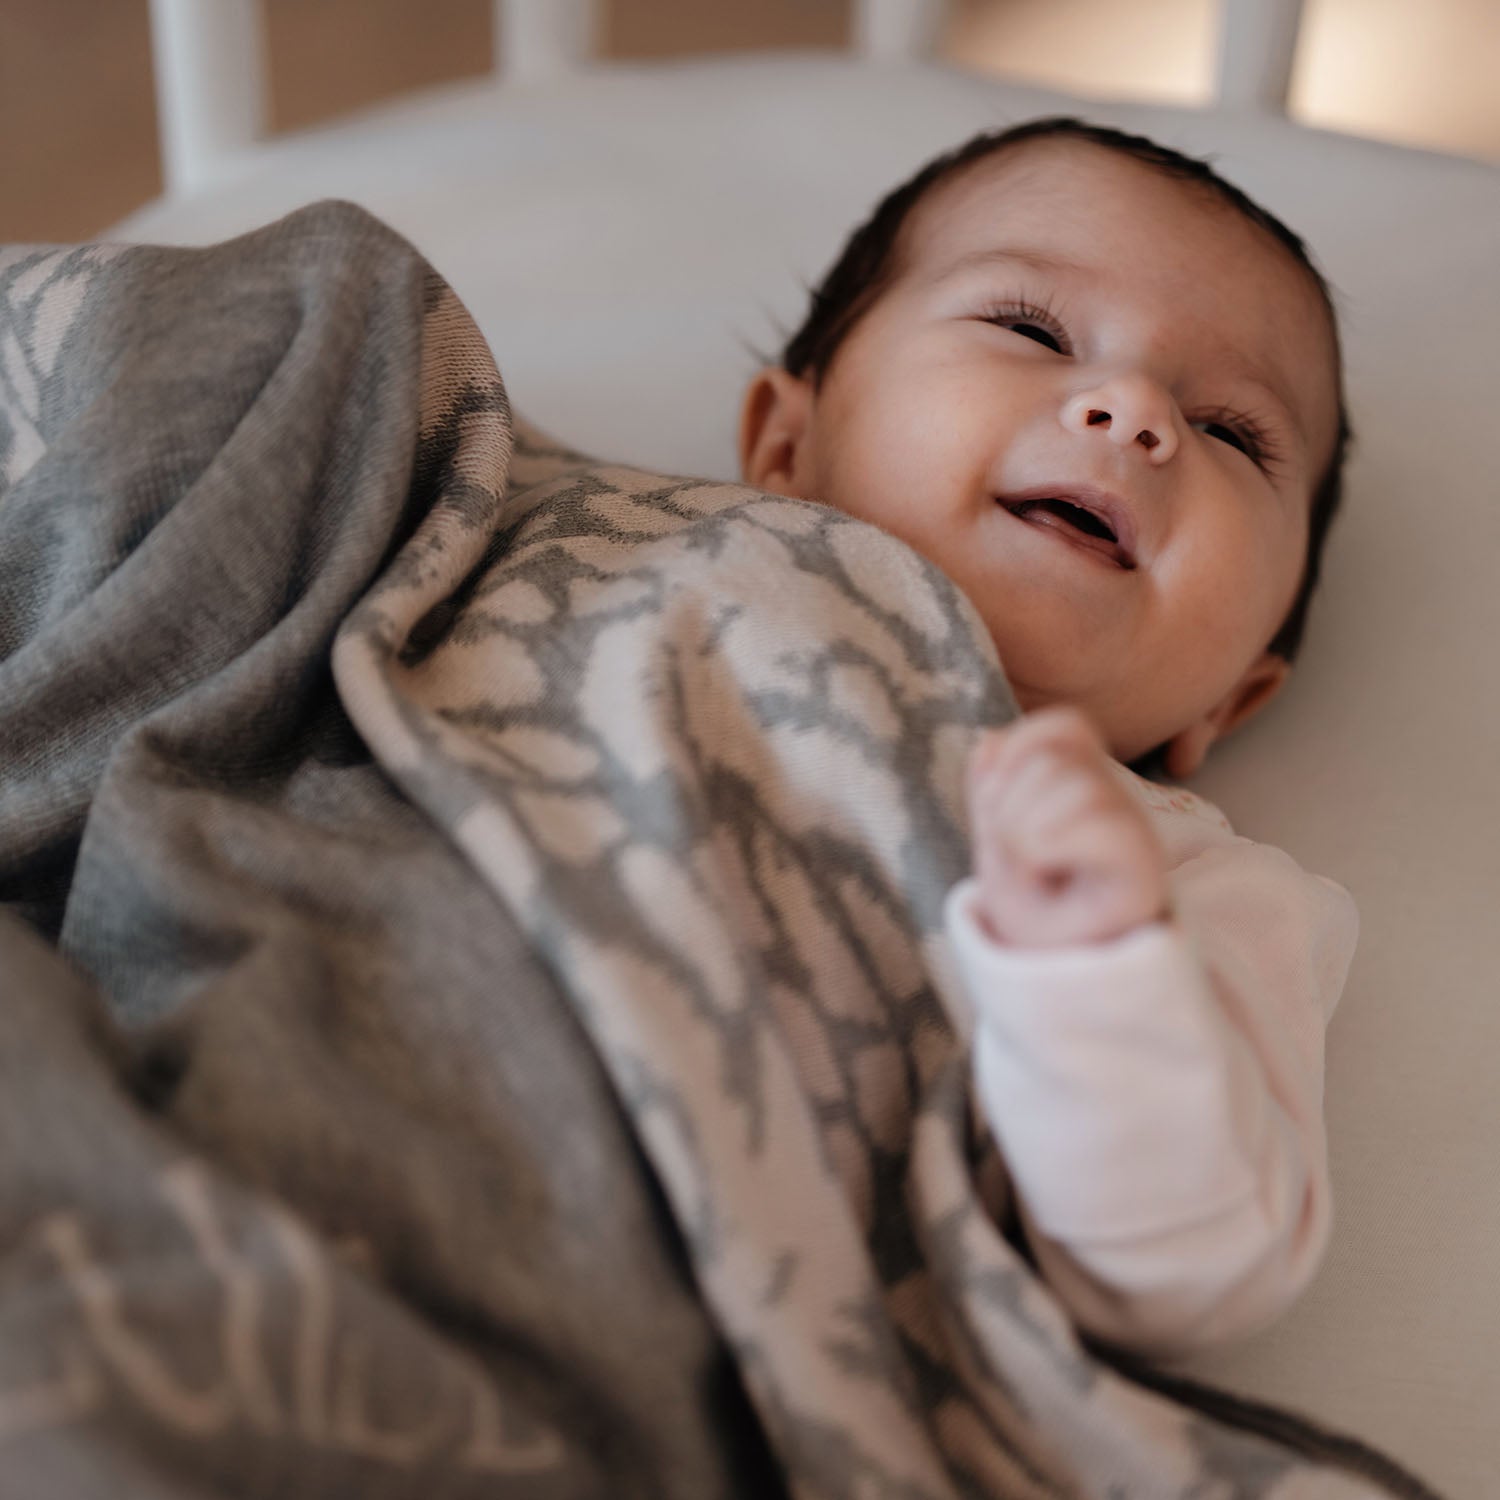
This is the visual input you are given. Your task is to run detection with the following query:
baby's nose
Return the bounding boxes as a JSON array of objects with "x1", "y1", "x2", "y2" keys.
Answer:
[{"x1": 1061, "y1": 376, "x2": 1178, "y2": 464}]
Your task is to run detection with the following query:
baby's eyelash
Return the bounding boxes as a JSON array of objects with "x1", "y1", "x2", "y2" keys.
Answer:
[
  {"x1": 1195, "y1": 408, "x2": 1286, "y2": 475},
  {"x1": 974, "y1": 295, "x2": 1072, "y2": 354}
]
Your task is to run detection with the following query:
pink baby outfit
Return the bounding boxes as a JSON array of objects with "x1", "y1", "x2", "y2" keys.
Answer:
[{"x1": 941, "y1": 766, "x2": 1358, "y2": 1359}]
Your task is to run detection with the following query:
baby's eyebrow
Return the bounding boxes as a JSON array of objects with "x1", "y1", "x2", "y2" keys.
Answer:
[
  {"x1": 1222, "y1": 361, "x2": 1304, "y2": 439},
  {"x1": 926, "y1": 246, "x2": 1090, "y2": 284}
]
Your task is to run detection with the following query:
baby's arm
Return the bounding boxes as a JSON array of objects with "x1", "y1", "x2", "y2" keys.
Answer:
[{"x1": 945, "y1": 707, "x2": 1356, "y2": 1358}]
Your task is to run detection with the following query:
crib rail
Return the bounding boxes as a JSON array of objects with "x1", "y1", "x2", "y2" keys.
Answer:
[
  {"x1": 148, "y1": 0, "x2": 1308, "y2": 196},
  {"x1": 149, "y1": 0, "x2": 269, "y2": 195}
]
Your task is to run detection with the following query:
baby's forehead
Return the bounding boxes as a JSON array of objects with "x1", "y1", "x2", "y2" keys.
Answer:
[{"x1": 901, "y1": 138, "x2": 1291, "y2": 284}]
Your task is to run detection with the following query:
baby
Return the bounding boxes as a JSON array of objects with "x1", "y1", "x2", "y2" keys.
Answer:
[{"x1": 737, "y1": 118, "x2": 1358, "y2": 1358}]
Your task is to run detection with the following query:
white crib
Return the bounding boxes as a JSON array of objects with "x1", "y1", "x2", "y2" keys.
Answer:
[
  {"x1": 146, "y1": 0, "x2": 1313, "y2": 194},
  {"x1": 115, "y1": 6, "x2": 1500, "y2": 1497}
]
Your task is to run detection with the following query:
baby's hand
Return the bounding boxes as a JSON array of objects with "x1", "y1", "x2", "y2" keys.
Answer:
[{"x1": 966, "y1": 706, "x2": 1170, "y2": 949}]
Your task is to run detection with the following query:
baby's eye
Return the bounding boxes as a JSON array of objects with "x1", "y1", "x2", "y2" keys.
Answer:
[
  {"x1": 1007, "y1": 321, "x2": 1065, "y2": 353},
  {"x1": 1197, "y1": 421, "x2": 1252, "y2": 456},
  {"x1": 1193, "y1": 417, "x2": 1267, "y2": 468},
  {"x1": 976, "y1": 297, "x2": 1071, "y2": 356}
]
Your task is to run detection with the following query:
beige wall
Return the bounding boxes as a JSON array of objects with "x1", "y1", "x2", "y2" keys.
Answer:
[
  {"x1": 264, "y1": 0, "x2": 494, "y2": 134},
  {"x1": 1, "y1": 0, "x2": 162, "y2": 241}
]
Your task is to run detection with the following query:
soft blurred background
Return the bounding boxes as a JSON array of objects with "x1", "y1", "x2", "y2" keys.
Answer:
[{"x1": 4, "y1": 0, "x2": 1500, "y2": 242}]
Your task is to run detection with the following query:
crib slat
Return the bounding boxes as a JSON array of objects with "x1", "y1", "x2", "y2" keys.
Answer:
[
  {"x1": 854, "y1": 0, "x2": 951, "y2": 61},
  {"x1": 1214, "y1": 0, "x2": 1307, "y2": 113},
  {"x1": 495, "y1": 0, "x2": 600, "y2": 81},
  {"x1": 148, "y1": 0, "x2": 268, "y2": 195}
]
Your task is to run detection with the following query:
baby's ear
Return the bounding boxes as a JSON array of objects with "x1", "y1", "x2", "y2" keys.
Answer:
[
  {"x1": 738, "y1": 367, "x2": 816, "y2": 497},
  {"x1": 1162, "y1": 652, "x2": 1291, "y2": 780}
]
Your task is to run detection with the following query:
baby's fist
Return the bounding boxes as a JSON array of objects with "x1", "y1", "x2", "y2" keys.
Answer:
[{"x1": 966, "y1": 707, "x2": 1170, "y2": 949}]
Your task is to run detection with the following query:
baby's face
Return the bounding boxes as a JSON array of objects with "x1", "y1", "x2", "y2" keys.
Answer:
[{"x1": 740, "y1": 139, "x2": 1341, "y2": 773}]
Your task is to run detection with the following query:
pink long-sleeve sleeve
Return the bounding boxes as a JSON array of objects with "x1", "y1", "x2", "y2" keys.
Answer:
[{"x1": 940, "y1": 769, "x2": 1358, "y2": 1359}]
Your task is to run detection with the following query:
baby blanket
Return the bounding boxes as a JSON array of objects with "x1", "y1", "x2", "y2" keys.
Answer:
[{"x1": 0, "y1": 202, "x2": 1439, "y2": 1499}]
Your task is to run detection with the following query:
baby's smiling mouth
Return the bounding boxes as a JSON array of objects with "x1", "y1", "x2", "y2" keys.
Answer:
[{"x1": 996, "y1": 487, "x2": 1138, "y2": 569}]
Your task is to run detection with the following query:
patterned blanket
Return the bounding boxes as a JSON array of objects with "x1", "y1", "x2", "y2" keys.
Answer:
[{"x1": 0, "y1": 201, "x2": 1440, "y2": 1499}]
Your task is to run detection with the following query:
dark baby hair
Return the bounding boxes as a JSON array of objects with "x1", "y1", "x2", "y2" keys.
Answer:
[{"x1": 776, "y1": 116, "x2": 1353, "y2": 669}]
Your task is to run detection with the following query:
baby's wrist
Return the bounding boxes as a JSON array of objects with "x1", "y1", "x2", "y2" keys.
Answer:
[{"x1": 971, "y1": 888, "x2": 1173, "y2": 951}]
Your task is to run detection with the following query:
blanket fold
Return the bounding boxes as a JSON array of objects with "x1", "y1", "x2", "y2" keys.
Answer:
[{"x1": 0, "y1": 201, "x2": 1440, "y2": 1500}]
